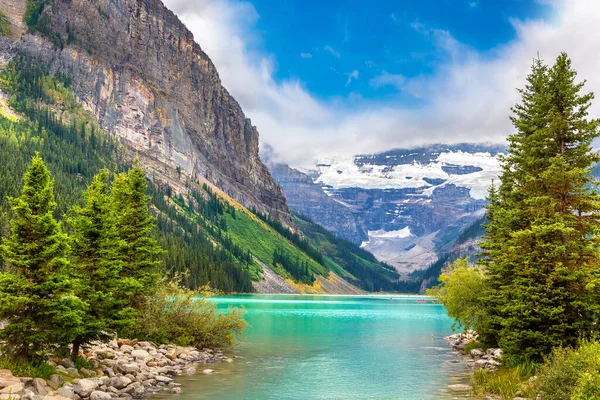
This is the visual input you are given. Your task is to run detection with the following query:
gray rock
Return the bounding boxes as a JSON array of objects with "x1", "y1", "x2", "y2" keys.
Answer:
[
  {"x1": 154, "y1": 376, "x2": 172, "y2": 384},
  {"x1": 120, "y1": 345, "x2": 134, "y2": 353},
  {"x1": 60, "y1": 359, "x2": 76, "y2": 369},
  {"x1": 108, "y1": 376, "x2": 132, "y2": 390},
  {"x1": 32, "y1": 378, "x2": 49, "y2": 396},
  {"x1": 202, "y1": 370, "x2": 214, "y2": 375},
  {"x1": 448, "y1": 384, "x2": 472, "y2": 391},
  {"x1": 131, "y1": 387, "x2": 146, "y2": 399},
  {"x1": 470, "y1": 349, "x2": 485, "y2": 358},
  {"x1": 74, "y1": 379, "x2": 98, "y2": 397},
  {"x1": 57, "y1": 386, "x2": 75, "y2": 399},
  {"x1": 21, "y1": 390, "x2": 36, "y2": 400},
  {"x1": 130, "y1": 350, "x2": 149, "y2": 359},
  {"x1": 47, "y1": 375, "x2": 63, "y2": 391},
  {"x1": 89, "y1": 391, "x2": 111, "y2": 400},
  {"x1": 66, "y1": 368, "x2": 80, "y2": 378}
]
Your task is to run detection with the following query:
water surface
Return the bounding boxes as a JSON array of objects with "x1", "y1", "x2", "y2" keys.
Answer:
[{"x1": 160, "y1": 294, "x2": 469, "y2": 399}]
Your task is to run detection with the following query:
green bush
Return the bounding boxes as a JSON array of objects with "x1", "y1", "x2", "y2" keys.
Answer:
[
  {"x1": 426, "y1": 257, "x2": 487, "y2": 331},
  {"x1": 536, "y1": 341, "x2": 600, "y2": 400},
  {"x1": 126, "y1": 275, "x2": 247, "y2": 349}
]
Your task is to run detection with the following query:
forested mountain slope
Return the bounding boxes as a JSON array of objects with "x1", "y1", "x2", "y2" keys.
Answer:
[{"x1": 0, "y1": 0, "x2": 402, "y2": 294}]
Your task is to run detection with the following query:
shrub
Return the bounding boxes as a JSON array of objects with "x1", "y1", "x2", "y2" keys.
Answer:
[
  {"x1": 126, "y1": 275, "x2": 247, "y2": 349},
  {"x1": 0, "y1": 357, "x2": 55, "y2": 379},
  {"x1": 426, "y1": 257, "x2": 487, "y2": 331},
  {"x1": 471, "y1": 361, "x2": 537, "y2": 399},
  {"x1": 536, "y1": 340, "x2": 600, "y2": 400}
]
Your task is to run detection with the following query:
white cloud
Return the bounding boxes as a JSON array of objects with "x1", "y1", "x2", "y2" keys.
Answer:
[
  {"x1": 370, "y1": 72, "x2": 406, "y2": 90},
  {"x1": 323, "y1": 45, "x2": 341, "y2": 58},
  {"x1": 162, "y1": 0, "x2": 600, "y2": 168},
  {"x1": 300, "y1": 52, "x2": 313, "y2": 59},
  {"x1": 390, "y1": 13, "x2": 398, "y2": 23},
  {"x1": 345, "y1": 70, "x2": 359, "y2": 85}
]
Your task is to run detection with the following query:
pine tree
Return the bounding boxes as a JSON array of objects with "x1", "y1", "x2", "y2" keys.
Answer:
[
  {"x1": 67, "y1": 169, "x2": 136, "y2": 360},
  {"x1": 0, "y1": 154, "x2": 84, "y2": 362},
  {"x1": 480, "y1": 53, "x2": 600, "y2": 362},
  {"x1": 111, "y1": 160, "x2": 163, "y2": 305}
]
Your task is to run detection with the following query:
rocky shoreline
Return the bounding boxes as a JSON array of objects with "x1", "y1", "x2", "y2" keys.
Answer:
[
  {"x1": 0, "y1": 339, "x2": 232, "y2": 400},
  {"x1": 444, "y1": 331, "x2": 503, "y2": 395}
]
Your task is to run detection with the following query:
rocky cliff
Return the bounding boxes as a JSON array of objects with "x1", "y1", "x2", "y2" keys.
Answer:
[{"x1": 3, "y1": 0, "x2": 290, "y2": 222}]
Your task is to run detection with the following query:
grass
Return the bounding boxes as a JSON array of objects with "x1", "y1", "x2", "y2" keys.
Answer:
[
  {"x1": 0, "y1": 12, "x2": 11, "y2": 37},
  {"x1": 0, "y1": 356, "x2": 56, "y2": 379},
  {"x1": 471, "y1": 361, "x2": 537, "y2": 399},
  {"x1": 74, "y1": 357, "x2": 93, "y2": 370},
  {"x1": 223, "y1": 209, "x2": 329, "y2": 278}
]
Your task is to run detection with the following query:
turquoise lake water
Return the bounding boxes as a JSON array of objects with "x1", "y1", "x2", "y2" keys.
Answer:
[{"x1": 160, "y1": 294, "x2": 470, "y2": 400}]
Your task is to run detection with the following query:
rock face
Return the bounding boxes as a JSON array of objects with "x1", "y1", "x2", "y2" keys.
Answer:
[
  {"x1": 267, "y1": 144, "x2": 504, "y2": 273},
  {"x1": 7, "y1": 0, "x2": 290, "y2": 222},
  {"x1": 267, "y1": 162, "x2": 365, "y2": 244}
]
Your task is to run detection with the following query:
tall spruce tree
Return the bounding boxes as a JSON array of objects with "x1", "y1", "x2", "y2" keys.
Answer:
[
  {"x1": 67, "y1": 169, "x2": 136, "y2": 360},
  {"x1": 112, "y1": 160, "x2": 163, "y2": 305},
  {"x1": 480, "y1": 53, "x2": 600, "y2": 362},
  {"x1": 0, "y1": 154, "x2": 84, "y2": 362}
]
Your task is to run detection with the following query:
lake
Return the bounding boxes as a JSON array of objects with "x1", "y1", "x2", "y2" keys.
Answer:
[{"x1": 157, "y1": 294, "x2": 470, "y2": 399}]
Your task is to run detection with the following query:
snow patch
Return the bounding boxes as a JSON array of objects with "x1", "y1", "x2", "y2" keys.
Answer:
[{"x1": 314, "y1": 151, "x2": 501, "y2": 200}]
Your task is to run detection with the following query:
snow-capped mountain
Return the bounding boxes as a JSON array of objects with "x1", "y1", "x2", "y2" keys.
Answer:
[{"x1": 266, "y1": 143, "x2": 505, "y2": 274}]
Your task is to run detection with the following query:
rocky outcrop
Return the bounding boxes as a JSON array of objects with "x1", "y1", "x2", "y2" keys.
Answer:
[{"x1": 2, "y1": 0, "x2": 290, "y2": 222}]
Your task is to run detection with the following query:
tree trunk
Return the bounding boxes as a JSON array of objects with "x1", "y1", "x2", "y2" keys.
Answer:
[{"x1": 71, "y1": 337, "x2": 82, "y2": 361}]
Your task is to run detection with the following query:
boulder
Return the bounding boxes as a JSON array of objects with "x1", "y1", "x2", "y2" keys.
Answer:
[
  {"x1": 108, "y1": 376, "x2": 131, "y2": 390},
  {"x1": 89, "y1": 391, "x2": 111, "y2": 400},
  {"x1": 120, "y1": 345, "x2": 134, "y2": 354},
  {"x1": 0, "y1": 383, "x2": 24, "y2": 394},
  {"x1": 202, "y1": 370, "x2": 214, "y2": 375},
  {"x1": 47, "y1": 375, "x2": 63, "y2": 391},
  {"x1": 130, "y1": 350, "x2": 149, "y2": 360},
  {"x1": 116, "y1": 364, "x2": 139, "y2": 375},
  {"x1": 154, "y1": 376, "x2": 172, "y2": 384},
  {"x1": 57, "y1": 386, "x2": 75, "y2": 399},
  {"x1": 73, "y1": 379, "x2": 98, "y2": 397},
  {"x1": 60, "y1": 359, "x2": 76, "y2": 369},
  {"x1": 0, "y1": 371, "x2": 21, "y2": 390},
  {"x1": 32, "y1": 378, "x2": 49, "y2": 396},
  {"x1": 470, "y1": 349, "x2": 485, "y2": 358},
  {"x1": 21, "y1": 390, "x2": 35, "y2": 400}
]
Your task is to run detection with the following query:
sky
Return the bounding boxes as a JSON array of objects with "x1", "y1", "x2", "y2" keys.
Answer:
[{"x1": 162, "y1": 0, "x2": 600, "y2": 168}]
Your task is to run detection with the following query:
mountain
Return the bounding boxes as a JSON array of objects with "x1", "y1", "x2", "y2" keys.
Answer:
[
  {"x1": 0, "y1": 0, "x2": 401, "y2": 294},
  {"x1": 266, "y1": 143, "x2": 504, "y2": 275}
]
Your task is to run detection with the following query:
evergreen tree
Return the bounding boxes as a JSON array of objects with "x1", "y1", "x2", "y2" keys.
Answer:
[
  {"x1": 0, "y1": 154, "x2": 84, "y2": 362},
  {"x1": 480, "y1": 53, "x2": 600, "y2": 362},
  {"x1": 112, "y1": 160, "x2": 164, "y2": 304},
  {"x1": 67, "y1": 169, "x2": 136, "y2": 360}
]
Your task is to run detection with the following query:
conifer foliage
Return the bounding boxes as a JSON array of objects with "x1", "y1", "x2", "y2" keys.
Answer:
[
  {"x1": 480, "y1": 53, "x2": 600, "y2": 362},
  {"x1": 67, "y1": 169, "x2": 135, "y2": 360},
  {"x1": 0, "y1": 154, "x2": 84, "y2": 362}
]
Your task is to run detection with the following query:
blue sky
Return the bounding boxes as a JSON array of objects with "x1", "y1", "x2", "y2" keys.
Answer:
[
  {"x1": 165, "y1": 0, "x2": 598, "y2": 167},
  {"x1": 248, "y1": 0, "x2": 551, "y2": 101}
]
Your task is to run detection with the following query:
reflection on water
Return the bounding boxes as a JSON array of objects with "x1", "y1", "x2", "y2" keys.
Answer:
[{"x1": 154, "y1": 295, "x2": 471, "y2": 400}]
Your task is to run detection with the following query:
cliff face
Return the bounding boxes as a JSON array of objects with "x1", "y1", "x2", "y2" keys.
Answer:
[
  {"x1": 9, "y1": 0, "x2": 290, "y2": 221},
  {"x1": 267, "y1": 163, "x2": 366, "y2": 244}
]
